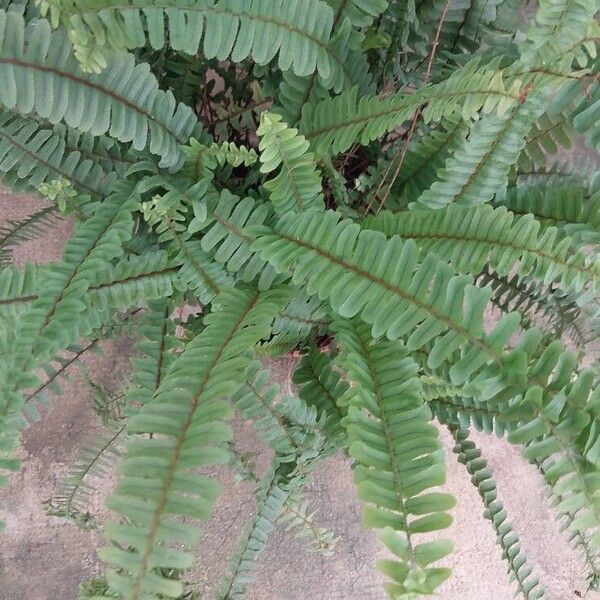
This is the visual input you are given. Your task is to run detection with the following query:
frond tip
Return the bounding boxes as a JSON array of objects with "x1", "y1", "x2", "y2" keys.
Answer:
[{"x1": 334, "y1": 317, "x2": 454, "y2": 598}]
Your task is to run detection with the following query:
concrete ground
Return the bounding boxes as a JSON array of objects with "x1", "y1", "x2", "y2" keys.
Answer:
[{"x1": 0, "y1": 190, "x2": 594, "y2": 600}]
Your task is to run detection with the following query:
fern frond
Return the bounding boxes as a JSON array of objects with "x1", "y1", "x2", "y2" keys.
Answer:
[
  {"x1": 0, "y1": 205, "x2": 61, "y2": 266},
  {"x1": 414, "y1": 94, "x2": 545, "y2": 208},
  {"x1": 251, "y1": 209, "x2": 521, "y2": 376},
  {"x1": 257, "y1": 112, "x2": 325, "y2": 214},
  {"x1": 551, "y1": 61, "x2": 600, "y2": 153},
  {"x1": 364, "y1": 204, "x2": 600, "y2": 293},
  {"x1": 334, "y1": 317, "x2": 454, "y2": 598},
  {"x1": 234, "y1": 361, "x2": 327, "y2": 464},
  {"x1": 383, "y1": 118, "x2": 468, "y2": 207},
  {"x1": 521, "y1": 0, "x2": 599, "y2": 67},
  {"x1": 90, "y1": 251, "x2": 178, "y2": 312},
  {"x1": 300, "y1": 58, "x2": 522, "y2": 155},
  {"x1": 195, "y1": 189, "x2": 278, "y2": 288},
  {"x1": 537, "y1": 457, "x2": 600, "y2": 592},
  {"x1": 100, "y1": 287, "x2": 288, "y2": 599},
  {"x1": 0, "y1": 183, "x2": 138, "y2": 491},
  {"x1": 501, "y1": 182, "x2": 600, "y2": 245},
  {"x1": 476, "y1": 267, "x2": 583, "y2": 341},
  {"x1": 182, "y1": 138, "x2": 258, "y2": 182},
  {"x1": 271, "y1": 290, "x2": 328, "y2": 341},
  {"x1": 127, "y1": 300, "x2": 178, "y2": 409},
  {"x1": 279, "y1": 492, "x2": 339, "y2": 555},
  {"x1": 45, "y1": 420, "x2": 125, "y2": 529},
  {"x1": 0, "y1": 11, "x2": 196, "y2": 167},
  {"x1": 0, "y1": 262, "x2": 37, "y2": 320},
  {"x1": 519, "y1": 112, "x2": 574, "y2": 172},
  {"x1": 293, "y1": 342, "x2": 348, "y2": 439},
  {"x1": 218, "y1": 463, "x2": 289, "y2": 600},
  {"x1": 450, "y1": 426, "x2": 545, "y2": 599},
  {"x1": 41, "y1": 0, "x2": 339, "y2": 80},
  {"x1": 0, "y1": 111, "x2": 114, "y2": 197}
]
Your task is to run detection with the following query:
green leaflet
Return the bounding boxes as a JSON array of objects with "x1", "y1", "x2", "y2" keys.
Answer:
[
  {"x1": 334, "y1": 317, "x2": 454, "y2": 597},
  {"x1": 364, "y1": 204, "x2": 600, "y2": 293},
  {"x1": 100, "y1": 286, "x2": 289, "y2": 600},
  {"x1": 0, "y1": 10, "x2": 196, "y2": 167}
]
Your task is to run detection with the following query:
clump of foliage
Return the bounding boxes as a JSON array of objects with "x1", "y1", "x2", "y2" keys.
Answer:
[{"x1": 0, "y1": 0, "x2": 599, "y2": 598}]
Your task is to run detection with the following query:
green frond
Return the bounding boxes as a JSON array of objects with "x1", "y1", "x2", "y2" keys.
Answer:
[
  {"x1": 90, "y1": 251, "x2": 178, "y2": 312},
  {"x1": 364, "y1": 204, "x2": 600, "y2": 293},
  {"x1": 414, "y1": 94, "x2": 546, "y2": 208},
  {"x1": 537, "y1": 457, "x2": 600, "y2": 592},
  {"x1": 174, "y1": 239, "x2": 232, "y2": 304},
  {"x1": 450, "y1": 426, "x2": 545, "y2": 599},
  {"x1": 182, "y1": 138, "x2": 258, "y2": 182},
  {"x1": 20, "y1": 338, "x2": 98, "y2": 423},
  {"x1": 381, "y1": 118, "x2": 468, "y2": 207},
  {"x1": 334, "y1": 317, "x2": 454, "y2": 598},
  {"x1": 0, "y1": 262, "x2": 37, "y2": 320},
  {"x1": 426, "y1": 385, "x2": 516, "y2": 436},
  {"x1": 416, "y1": 0, "x2": 505, "y2": 54},
  {"x1": 300, "y1": 58, "x2": 522, "y2": 156},
  {"x1": 328, "y1": 0, "x2": 389, "y2": 29},
  {"x1": 40, "y1": 0, "x2": 339, "y2": 80},
  {"x1": 233, "y1": 361, "x2": 327, "y2": 464},
  {"x1": 0, "y1": 111, "x2": 115, "y2": 197},
  {"x1": 271, "y1": 289, "x2": 328, "y2": 342},
  {"x1": 251, "y1": 209, "x2": 520, "y2": 378},
  {"x1": 521, "y1": 0, "x2": 599, "y2": 67},
  {"x1": 500, "y1": 182, "x2": 600, "y2": 245},
  {"x1": 476, "y1": 267, "x2": 583, "y2": 341},
  {"x1": 551, "y1": 60, "x2": 600, "y2": 153},
  {"x1": 0, "y1": 205, "x2": 61, "y2": 266},
  {"x1": 100, "y1": 287, "x2": 288, "y2": 599},
  {"x1": 128, "y1": 300, "x2": 178, "y2": 408},
  {"x1": 45, "y1": 419, "x2": 125, "y2": 529},
  {"x1": 0, "y1": 183, "x2": 138, "y2": 493},
  {"x1": 194, "y1": 189, "x2": 279, "y2": 288},
  {"x1": 519, "y1": 112, "x2": 574, "y2": 172},
  {"x1": 293, "y1": 342, "x2": 348, "y2": 440},
  {"x1": 505, "y1": 351, "x2": 600, "y2": 561},
  {"x1": 279, "y1": 491, "x2": 339, "y2": 555},
  {"x1": 0, "y1": 10, "x2": 196, "y2": 168},
  {"x1": 218, "y1": 464, "x2": 290, "y2": 600},
  {"x1": 257, "y1": 112, "x2": 325, "y2": 214}
]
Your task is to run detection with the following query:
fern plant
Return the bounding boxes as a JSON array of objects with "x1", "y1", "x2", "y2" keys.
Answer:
[{"x1": 0, "y1": 0, "x2": 599, "y2": 597}]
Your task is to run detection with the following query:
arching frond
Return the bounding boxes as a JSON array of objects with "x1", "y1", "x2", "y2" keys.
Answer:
[
  {"x1": 100, "y1": 287, "x2": 289, "y2": 599},
  {"x1": 0, "y1": 111, "x2": 114, "y2": 197},
  {"x1": 0, "y1": 205, "x2": 61, "y2": 267},
  {"x1": 217, "y1": 464, "x2": 290, "y2": 599},
  {"x1": 234, "y1": 361, "x2": 327, "y2": 464},
  {"x1": 293, "y1": 342, "x2": 348, "y2": 440},
  {"x1": 40, "y1": 0, "x2": 339, "y2": 80},
  {"x1": 300, "y1": 58, "x2": 522, "y2": 155},
  {"x1": 364, "y1": 204, "x2": 600, "y2": 293},
  {"x1": 414, "y1": 94, "x2": 545, "y2": 208},
  {"x1": 195, "y1": 189, "x2": 279, "y2": 288},
  {"x1": 334, "y1": 317, "x2": 454, "y2": 597},
  {"x1": 500, "y1": 182, "x2": 600, "y2": 245},
  {"x1": 0, "y1": 10, "x2": 196, "y2": 167},
  {"x1": 450, "y1": 426, "x2": 545, "y2": 599}
]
